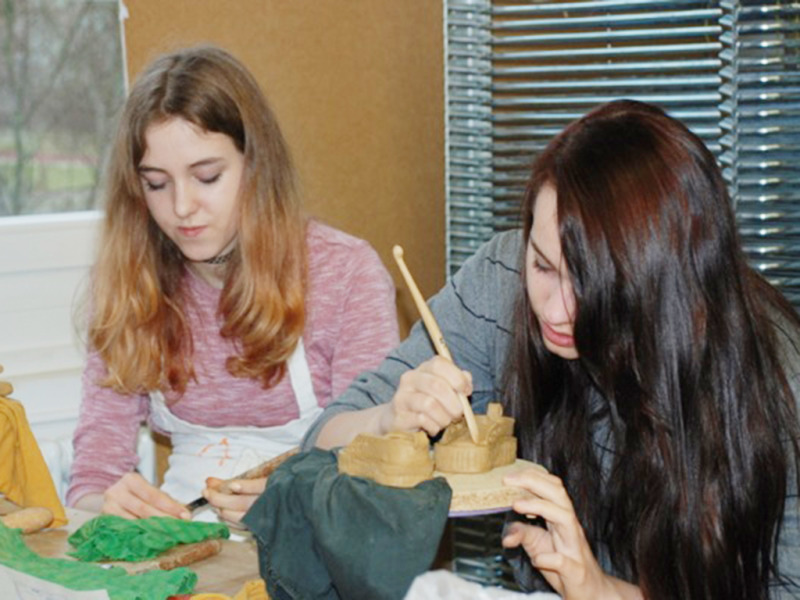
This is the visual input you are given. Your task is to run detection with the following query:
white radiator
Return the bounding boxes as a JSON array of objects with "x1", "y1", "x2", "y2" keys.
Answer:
[{"x1": 36, "y1": 428, "x2": 156, "y2": 504}]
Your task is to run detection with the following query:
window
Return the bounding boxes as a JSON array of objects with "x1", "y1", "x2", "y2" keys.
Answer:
[
  {"x1": 0, "y1": 1, "x2": 127, "y2": 498},
  {"x1": 445, "y1": 0, "x2": 800, "y2": 308},
  {"x1": 0, "y1": 0, "x2": 125, "y2": 216}
]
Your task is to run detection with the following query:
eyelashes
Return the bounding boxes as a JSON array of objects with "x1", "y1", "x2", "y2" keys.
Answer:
[
  {"x1": 199, "y1": 173, "x2": 221, "y2": 185},
  {"x1": 140, "y1": 172, "x2": 222, "y2": 192},
  {"x1": 142, "y1": 180, "x2": 166, "y2": 192}
]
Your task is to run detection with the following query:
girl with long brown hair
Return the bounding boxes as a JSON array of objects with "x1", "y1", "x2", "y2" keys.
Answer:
[
  {"x1": 307, "y1": 100, "x2": 800, "y2": 598},
  {"x1": 67, "y1": 45, "x2": 398, "y2": 524}
]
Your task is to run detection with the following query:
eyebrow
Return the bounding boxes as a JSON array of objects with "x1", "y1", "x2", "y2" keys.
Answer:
[{"x1": 137, "y1": 157, "x2": 225, "y2": 174}]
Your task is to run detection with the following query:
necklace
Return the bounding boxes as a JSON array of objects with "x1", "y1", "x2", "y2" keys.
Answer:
[{"x1": 202, "y1": 251, "x2": 234, "y2": 265}]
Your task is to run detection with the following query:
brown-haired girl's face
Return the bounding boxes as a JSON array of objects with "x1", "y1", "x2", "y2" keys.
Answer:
[
  {"x1": 526, "y1": 183, "x2": 579, "y2": 360},
  {"x1": 138, "y1": 117, "x2": 244, "y2": 285}
]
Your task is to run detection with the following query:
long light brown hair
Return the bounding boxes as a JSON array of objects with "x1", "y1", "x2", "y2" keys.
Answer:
[{"x1": 90, "y1": 45, "x2": 305, "y2": 395}]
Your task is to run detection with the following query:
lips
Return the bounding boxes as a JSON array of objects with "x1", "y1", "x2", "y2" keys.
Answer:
[
  {"x1": 540, "y1": 320, "x2": 575, "y2": 348},
  {"x1": 177, "y1": 226, "x2": 206, "y2": 238}
]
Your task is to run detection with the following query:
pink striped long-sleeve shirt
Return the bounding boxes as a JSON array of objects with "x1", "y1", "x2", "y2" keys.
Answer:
[{"x1": 67, "y1": 220, "x2": 399, "y2": 505}]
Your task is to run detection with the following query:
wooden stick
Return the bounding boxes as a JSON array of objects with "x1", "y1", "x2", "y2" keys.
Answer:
[
  {"x1": 186, "y1": 447, "x2": 299, "y2": 512},
  {"x1": 216, "y1": 447, "x2": 299, "y2": 493},
  {"x1": 393, "y1": 245, "x2": 481, "y2": 444}
]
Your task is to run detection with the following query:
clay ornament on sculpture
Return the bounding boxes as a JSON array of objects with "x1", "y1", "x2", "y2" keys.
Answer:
[
  {"x1": 433, "y1": 402, "x2": 516, "y2": 474},
  {"x1": 338, "y1": 430, "x2": 434, "y2": 488},
  {"x1": 337, "y1": 403, "x2": 517, "y2": 487}
]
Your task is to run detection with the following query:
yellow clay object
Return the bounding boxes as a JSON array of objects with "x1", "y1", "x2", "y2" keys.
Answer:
[{"x1": 433, "y1": 402, "x2": 517, "y2": 474}]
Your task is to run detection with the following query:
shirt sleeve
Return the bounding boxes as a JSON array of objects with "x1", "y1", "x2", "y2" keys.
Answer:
[
  {"x1": 326, "y1": 243, "x2": 400, "y2": 403},
  {"x1": 302, "y1": 231, "x2": 522, "y2": 449},
  {"x1": 764, "y1": 318, "x2": 800, "y2": 597},
  {"x1": 66, "y1": 351, "x2": 149, "y2": 506},
  {"x1": 773, "y1": 465, "x2": 800, "y2": 598}
]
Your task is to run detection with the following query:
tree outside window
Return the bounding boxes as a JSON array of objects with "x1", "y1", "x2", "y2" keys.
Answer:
[{"x1": 1, "y1": 0, "x2": 125, "y2": 216}]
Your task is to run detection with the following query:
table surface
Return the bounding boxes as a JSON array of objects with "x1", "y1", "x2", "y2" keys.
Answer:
[{"x1": 22, "y1": 508, "x2": 261, "y2": 596}]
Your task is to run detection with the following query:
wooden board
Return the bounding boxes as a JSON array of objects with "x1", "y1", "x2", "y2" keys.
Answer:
[{"x1": 436, "y1": 459, "x2": 539, "y2": 517}]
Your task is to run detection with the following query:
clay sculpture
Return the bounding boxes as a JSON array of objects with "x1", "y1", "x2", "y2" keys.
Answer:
[
  {"x1": 433, "y1": 402, "x2": 516, "y2": 474},
  {"x1": 338, "y1": 402, "x2": 517, "y2": 486},
  {"x1": 338, "y1": 430, "x2": 434, "y2": 488}
]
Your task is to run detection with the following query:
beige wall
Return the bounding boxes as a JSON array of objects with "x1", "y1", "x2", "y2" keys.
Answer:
[{"x1": 124, "y1": 0, "x2": 445, "y2": 336}]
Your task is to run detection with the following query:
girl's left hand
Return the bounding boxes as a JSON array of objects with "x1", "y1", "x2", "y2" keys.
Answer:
[
  {"x1": 202, "y1": 476, "x2": 266, "y2": 526},
  {"x1": 501, "y1": 467, "x2": 626, "y2": 600}
]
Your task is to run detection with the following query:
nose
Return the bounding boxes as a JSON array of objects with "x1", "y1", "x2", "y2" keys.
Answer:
[
  {"x1": 173, "y1": 182, "x2": 197, "y2": 219},
  {"x1": 543, "y1": 277, "x2": 576, "y2": 325}
]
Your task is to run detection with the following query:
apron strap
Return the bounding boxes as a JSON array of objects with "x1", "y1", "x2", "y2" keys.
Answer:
[
  {"x1": 286, "y1": 337, "x2": 318, "y2": 417},
  {"x1": 150, "y1": 336, "x2": 319, "y2": 433}
]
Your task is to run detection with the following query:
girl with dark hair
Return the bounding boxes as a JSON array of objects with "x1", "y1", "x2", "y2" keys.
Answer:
[
  {"x1": 307, "y1": 100, "x2": 800, "y2": 599},
  {"x1": 67, "y1": 45, "x2": 399, "y2": 524}
]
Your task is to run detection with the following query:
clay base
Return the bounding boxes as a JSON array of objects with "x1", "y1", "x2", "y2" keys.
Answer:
[{"x1": 438, "y1": 459, "x2": 541, "y2": 516}]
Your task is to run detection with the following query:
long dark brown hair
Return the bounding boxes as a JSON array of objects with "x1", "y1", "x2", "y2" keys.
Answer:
[{"x1": 504, "y1": 99, "x2": 800, "y2": 599}]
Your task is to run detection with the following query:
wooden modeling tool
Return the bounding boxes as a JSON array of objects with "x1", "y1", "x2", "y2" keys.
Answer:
[
  {"x1": 185, "y1": 446, "x2": 299, "y2": 512},
  {"x1": 392, "y1": 245, "x2": 481, "y2": 444}
]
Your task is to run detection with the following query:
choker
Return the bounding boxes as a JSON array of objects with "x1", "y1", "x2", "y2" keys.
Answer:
[{"x1": 202, "y1": 251, "x2": 234, "y2": 265}]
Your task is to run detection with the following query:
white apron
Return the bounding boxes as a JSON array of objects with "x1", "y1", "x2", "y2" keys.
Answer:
[{"x1": 149, "y1": 338, "x2": 321, "y2": 505}]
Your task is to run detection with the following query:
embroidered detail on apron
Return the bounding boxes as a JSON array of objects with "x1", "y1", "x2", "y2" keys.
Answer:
[{"x1": 149, "y1": 338, "x2": 321, "y2": 504}]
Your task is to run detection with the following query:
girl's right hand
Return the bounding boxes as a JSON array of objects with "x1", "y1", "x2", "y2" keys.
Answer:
[
  {"x1": 102, "y1": 472, "x2": 191, "y2": 520},
  {"x1": 380, "y1": 356, "x2": 473, "y2": 436}
]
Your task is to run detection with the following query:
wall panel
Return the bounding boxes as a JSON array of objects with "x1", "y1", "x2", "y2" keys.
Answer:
[{"x1": 124, "y1": 0, "x2": 446, "y2": 334}]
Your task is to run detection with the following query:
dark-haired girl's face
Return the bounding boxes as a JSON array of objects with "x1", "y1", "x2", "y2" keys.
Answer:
[{"x1": 526, "y1": 184, "x2": 578, "y2": 360}]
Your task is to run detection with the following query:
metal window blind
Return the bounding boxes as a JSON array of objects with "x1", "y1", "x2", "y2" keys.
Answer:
[
  {"x1": 720, "y1": 1, "x2": 800, "y2": 307},
  {"x1": 444, "y1": 0, "x2": 800, "y2": 589},
  {"x1": 445, "y1": 1, "x2": 800, "y2": 307}
]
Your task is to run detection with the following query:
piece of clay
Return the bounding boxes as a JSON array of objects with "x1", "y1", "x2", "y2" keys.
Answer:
[
  {"x1": 338, "y1": 430, "x2": 434, "y2": 488},
  {"x1": 0, "y1": 506, "x2": 54, "y2": 534},
  {"x1": 433, "y1": 402, "x2": 516, "y2": 474},
  {"x1": 156, "y1": 538, "x2": 223, "y2": 570}
]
